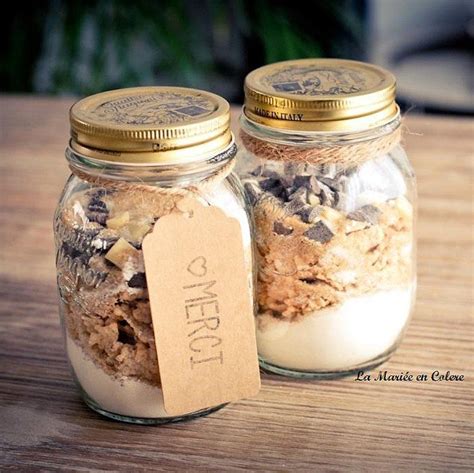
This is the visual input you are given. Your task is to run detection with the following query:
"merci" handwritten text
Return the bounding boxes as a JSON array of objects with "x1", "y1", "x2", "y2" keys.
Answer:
[{"x1": 183, "y1": 256, "x2": 223, "y2": 369}]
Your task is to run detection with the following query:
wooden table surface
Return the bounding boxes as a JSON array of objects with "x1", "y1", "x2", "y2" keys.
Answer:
[{"x1": 1, "y1": 96, "x2": 473, "y2": 472}]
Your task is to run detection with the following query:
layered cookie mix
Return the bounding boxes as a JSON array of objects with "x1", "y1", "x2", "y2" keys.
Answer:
[
  {"x1": 55, "y1": 183, "x2": 251, "y2": 416},
  {"x1": 57, "y1": 86, "x2": 251, "y2": 421},
  {"x1": 56, "y1": 188, "x2": 177, "y2": 386},
  {"x1": 241, "y1": 157, "x2": 415, "y2": 372}
]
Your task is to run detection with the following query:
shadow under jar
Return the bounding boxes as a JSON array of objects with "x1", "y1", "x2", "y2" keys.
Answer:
[
  {"x1": 54, "y1": 87, "x2": 253, "y2": 423},
  {"x1": 237, "y1": 59, "x2": 417, "y2": 379}
]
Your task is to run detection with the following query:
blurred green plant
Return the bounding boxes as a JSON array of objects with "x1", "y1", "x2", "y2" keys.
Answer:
[{"x1": 1, "y1": 0, "x2": 365, "y2": 101}]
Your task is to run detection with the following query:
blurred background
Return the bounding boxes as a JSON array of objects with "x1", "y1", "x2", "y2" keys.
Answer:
[{"x1": 2, "y1": 0, "x2": 473, "y2": 114}]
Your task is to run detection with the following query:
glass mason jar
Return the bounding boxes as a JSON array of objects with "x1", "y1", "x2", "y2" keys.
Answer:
[
  {"x1": 54, "y1": 87, "x2": 254, "y2": 423},
  {"x1": 237, "y1": 59, "x2": 417, "y2": 378}
]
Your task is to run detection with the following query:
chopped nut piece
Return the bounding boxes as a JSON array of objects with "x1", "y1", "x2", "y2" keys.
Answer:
[
  {"x1": 285, "y1": 198, "x2": 307, "y2": 215},
  {"x1": 244, "y1": 181, "x2": 263, "y2": 205},
  {"x1": 260, "y1": 177, "x2": 280, "y2": 191},
  {"x1": 88, "y1": 198, "x2": 108, "y2": 213},
  {"x1": 105, "y1": 237, "x2": 139, "y2": 269},
  {"x1": 86, "y1": 197, "x2": 109, "y2": 225},
  {"x1": 107, "y1": 211, "x2": 130, "y2": 229},
  {"x1": 298, "y1": 205, "x2": 321, "y2": 224},
  {"x1": 126, "y1": 222, "x2": 152, "y2": 241},
  {"x1": 288, "y1": 187, "x2": 307, "y2": 199},
  {"x1": 345, "y1": 219, "x2": 369, "y2": 234},
  {"x1": 288, "y1": 186, "x2": 307, "y2": 202},
  {"x1": 347, "y1": 205, "x2": 381, "y2": 225},
  {"x1": 280, "y1": 175, "x2": 295, "y2": 188},
  {"x1": 395, "y1": 196, "x2": 413, "y2": 219},
  {"x1": 318, "y1": 182, "x2": 336, "y2": 207},
  {"x1": 307, "y1": 192, "x2": 320, "y2": 206},
  {"x1": 294, "y1": 175, "x2": 320, "y2": 194},
  {"x1": 273, "y1": 221, "x2": 293, "y2": 236},
  {"x1": 260, "y1": 178, "x2": 286, "y2": 199},
  {"x1": 304, "y1": 221, "x2": 334, "y2": 244},
  {"x1": 318, "y1": 176, "x2": 340, "y2": 191},
  {"x1": 127, "y1": 272, "x2": 147, "y2": 288},
  {"x1": 87, "y1": 211, "x2": 108, "y2": 225}
]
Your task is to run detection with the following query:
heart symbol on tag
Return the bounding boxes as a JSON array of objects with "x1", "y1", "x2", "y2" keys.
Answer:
[{"x1": 187, "y1": 256, "x2": 207, "y2": 277}]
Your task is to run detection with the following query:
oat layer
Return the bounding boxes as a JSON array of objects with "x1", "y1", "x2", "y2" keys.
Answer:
[
  {"x1": 56, "y1": 187, "x2": 183, "y2": 386},
  {"x1": 254, "y1": 195, "x2": 412, "y2": 320},
  {"x1": 241, "y1": 160, "x2": 414, "y2": 321}
]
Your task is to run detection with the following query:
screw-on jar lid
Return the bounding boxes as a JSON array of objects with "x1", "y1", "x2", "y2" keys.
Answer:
[
  {"x1": 69, "y1": 86, "x2": 232, "y2": 164},
  {"x1": 244, "y1": 58, "x2": 399, "y2": 132}
]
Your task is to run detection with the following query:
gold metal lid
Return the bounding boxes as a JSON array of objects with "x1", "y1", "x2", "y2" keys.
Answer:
[
  {"x1": 244, "y1": 58, "x2": 399, "y2": 132},
  {"x1": 69, "y1": 86, "x2": 232, "y2": 164}
]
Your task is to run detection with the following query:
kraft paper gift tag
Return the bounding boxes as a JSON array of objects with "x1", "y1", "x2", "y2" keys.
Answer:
[{"x1": 143, "y1": 198, "x2": 260, "y2": 415}]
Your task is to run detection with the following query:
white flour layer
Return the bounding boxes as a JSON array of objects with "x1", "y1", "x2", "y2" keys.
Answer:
[
  {"x1": 67, "y1": 336, "x2": 170, "y2": 418},
  {"x1": 257, "y1": 286, "x2": 413, "y2": 372}
]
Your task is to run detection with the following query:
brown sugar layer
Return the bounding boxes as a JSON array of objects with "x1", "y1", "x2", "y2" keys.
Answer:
[
  {"x1": 56, "y1": 187, "x2": 184, "y2": 386},
  {"x1": 242, "y1": 162, "x2": 413, "y2": 321}
]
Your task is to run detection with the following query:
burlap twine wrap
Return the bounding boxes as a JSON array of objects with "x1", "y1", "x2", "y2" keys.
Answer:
[
  {"x1": 239, "y1": 126, "x2": 402, "y2": 167},
  {"x1": 69, "y1": 144, "x2": 237, "y2": 198}
]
